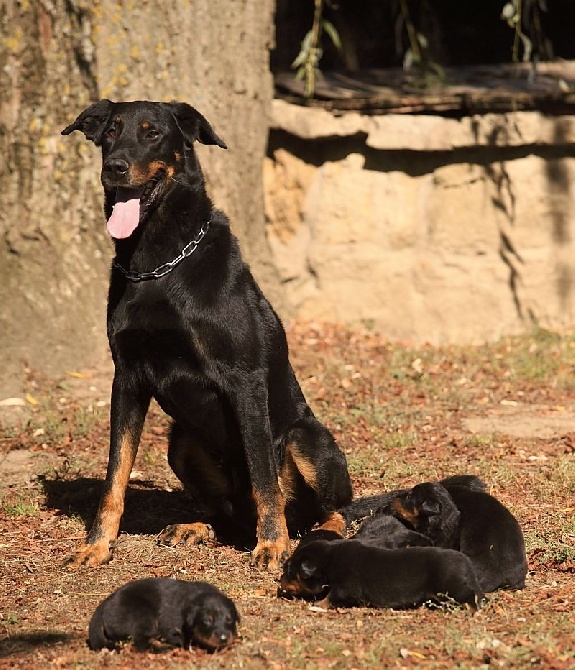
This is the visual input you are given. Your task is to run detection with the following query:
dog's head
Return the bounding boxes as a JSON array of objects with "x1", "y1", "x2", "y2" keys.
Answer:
[
  {"x1": 184, "y1": 592, "x2": 239, "y2": 652},
  {"x1": 61, "y1": 100, "x2": 226, "y2": 239},
  {"x1": 278, "y1": 541, "x2": 332, "y2": 600},
  {"x1": 392, "y1": 482, "x2": 460, "y2": 547}
]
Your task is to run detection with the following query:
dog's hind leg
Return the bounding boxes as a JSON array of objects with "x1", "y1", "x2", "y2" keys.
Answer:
[
  {"x1": 158, "y1": 422, "x2": 227, "y2": 547},
  {"x1": 282, "y1": 417, "x2": 352, "y2": 536}
]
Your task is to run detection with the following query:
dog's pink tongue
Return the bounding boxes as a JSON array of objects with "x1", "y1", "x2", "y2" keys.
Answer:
[{"x1": 107, "y1": 188, "x2": 144, "y2": 239}]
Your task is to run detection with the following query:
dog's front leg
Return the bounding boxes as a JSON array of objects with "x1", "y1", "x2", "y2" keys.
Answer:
[
  {"x1": 233, "y1": 374, "x2": 290, "y2": 571},
  {"x1": 66, "y1": 375, "x2": 150, "y2": 567}
]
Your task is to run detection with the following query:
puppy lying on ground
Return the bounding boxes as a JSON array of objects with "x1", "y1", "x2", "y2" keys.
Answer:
[
  {"x1": 88, "y1": 578, "x2": 239, "y2": 652},
  {"x1": 351, "y1": 514, "x2": 433, "y2": 549},
  {"x1": 292, "y1": 514, "x2": 430, "y2": 552},
  {"x1": 390, "y1": 481, "x2": 527, "y2": 592},
  {"x1": 339, "y1": 474, "x2": 485, "y2": 528},
  {"x1": 294, "y1": 528, "x2": 344, "y2": 549},
  {"x1": 279, "y1": 539, "x2": 484, "y2": 610}
]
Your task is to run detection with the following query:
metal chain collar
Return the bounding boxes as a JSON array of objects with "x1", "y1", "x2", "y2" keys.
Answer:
[{"x1": 112, "y1": 218, "x2": 211, "y2": 282}]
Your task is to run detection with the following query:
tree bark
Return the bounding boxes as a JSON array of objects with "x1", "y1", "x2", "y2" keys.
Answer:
[{"x1": 0, "y1": 0, "x2": 278, "y2": 401}]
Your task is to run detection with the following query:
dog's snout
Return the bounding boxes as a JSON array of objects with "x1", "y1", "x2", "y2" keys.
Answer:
[{"x1": 103, "y1": 158, "x2": 130, "y2": 177}]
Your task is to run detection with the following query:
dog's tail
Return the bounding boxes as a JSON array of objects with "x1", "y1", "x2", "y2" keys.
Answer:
[{"x1": 87, "y1": 602, "x2": 111, "y2": 651}]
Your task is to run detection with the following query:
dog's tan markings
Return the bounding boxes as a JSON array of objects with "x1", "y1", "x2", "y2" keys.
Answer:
[
  {"x1": 114, "y1": 115, "x2": 122, "y2": 123},
  {"x1": 278, "y1": 451, "x2": 297, "y2": 502},
  {"x1": 141, "y1": 120, "x2": 150, "y2": 130},
  {"x1": 66, "y1": 431, "x2": 137, "y2": 567},
  {"x1": 279, "y1": 573, "x2": 314, "y2": 597},
  {"x1": 315, "y1": 512, "x2": 346, "y2": 536},
  {"x1": 392, "y1": 497, "x2": 419, "y2": 528},
  {"x1": 158, "y1": 522, "x2": 214, "y2": 547},
  {"x1": 284, "y1": 441, "x2": 319, "y2": 490},
  {"x1": 251, "y1": 488, "x2": 290, "y2": 571},
  {"x1": 191, "y1": 627, "x2": 235, "y2": 651},
  {"x1": 131, "y1": 160, "x2": 175, "y2": 186},
  {"x1": 174, "y1": 151, "x2": 182, "y2": 162}
]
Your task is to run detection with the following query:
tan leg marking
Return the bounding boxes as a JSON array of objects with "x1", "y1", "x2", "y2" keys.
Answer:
[
  {"x1": 251, "y1": 488, "x2": 290, "y2": 571},
  {"x1": 66, "y1": 431, "x2": 137, "y2": 568},
  {"x1": 158, "y1": 522, "x2": 215, "y2": 547}
]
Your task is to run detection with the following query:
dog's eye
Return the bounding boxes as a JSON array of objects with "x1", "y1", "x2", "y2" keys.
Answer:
[
  {"x1": 145, "y1": 129, "x2": 160, "y2": 140},
  {"x1": 105, "y1": 127, "x2": 116, "y2": 139}
]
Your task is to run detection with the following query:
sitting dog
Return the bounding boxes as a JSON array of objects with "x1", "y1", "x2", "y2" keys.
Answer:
[
  {"x1": 88, "y1": 578, "x2": 239, "y2": 651},
  {"x1": 61, "y1": 100, "x2": 352, "y2": 570},
  {"x1": 390, "y1": 481, "x2": 527, "y2": 592},
  {"x1": 279, "y1": 539, "x2": 484, "y2": 610}
]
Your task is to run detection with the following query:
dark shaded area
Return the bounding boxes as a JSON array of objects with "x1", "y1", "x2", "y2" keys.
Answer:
[
  {"x1": 267, "y1": 128, "x2": 575, "y2": 176},
  {"x1": 0, "y1": 631, "x2": 75, "y2": 659},
  {"x1": 272, "y1": 0, "x2": 575, "y2": 73},
  {"x1": 40, "y1": 476, "x2": 257, "y2": 551}
]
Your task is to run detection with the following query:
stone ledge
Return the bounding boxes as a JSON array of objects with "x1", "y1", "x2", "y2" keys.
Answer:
[{"x1": 271, "y1": 99, "x2": 575, "y2": 151}]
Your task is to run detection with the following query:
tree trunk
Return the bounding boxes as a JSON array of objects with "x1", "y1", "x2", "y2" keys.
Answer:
[{"x1": 0, "y1": 0, "x2": 278, "y2": 401}]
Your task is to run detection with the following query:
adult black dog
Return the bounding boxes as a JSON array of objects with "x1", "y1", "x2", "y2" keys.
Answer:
[
  {"x1": 390, "y1": 481, "x2": 527, "y2": 592},
  {"x1": 61, "y1": 100, "x2": 352, "y2": 569},
  {"x1": 278, "y1": 539, "x2": 484, "y2": 610},
  {"x1": 88, "y1": 578, "x2": 239, "y2": 651}
]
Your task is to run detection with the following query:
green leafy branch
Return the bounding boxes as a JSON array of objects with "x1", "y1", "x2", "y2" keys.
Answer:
[
  {"x1": 292, "y1": 0, "x2": 341, "y2": 98},
  {"x1": 501, "y1": 0, "x2": 552, "y2": 65},
  {"x1": 396, "y1": 0, "x2": 445, "y2": 87}
]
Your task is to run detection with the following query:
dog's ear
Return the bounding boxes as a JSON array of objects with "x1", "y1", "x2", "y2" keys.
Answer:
[
  {"x1": 183, "y1": 603, "x2": 200, "y2": 627},
  {"x1": 420, "y1": 498, "x2": 441, "y2": 517},
  {"x1": 299, "y1": 560, "x2": 318, "y2": 580},
  {"x1": 61, "y1": 99, "x2": 114, "y2": 144},
  {"x1": 166, "y1": 102, "x2": 227, "y2": 149}
]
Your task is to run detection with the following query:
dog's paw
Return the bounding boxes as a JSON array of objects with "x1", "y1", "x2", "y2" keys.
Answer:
[
  {"x1": 158, "y1": 522, "x2": 215, "y2": 547},
  {"x1": 64, "y1": 542, "x2": 113, "y2": 568},
  {"x1": 251, "y1": 538, "x2": 290, "y2": 571}
]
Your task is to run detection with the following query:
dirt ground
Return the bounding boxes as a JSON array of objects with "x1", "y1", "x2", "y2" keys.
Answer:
[{"x1": 1, "y1": 321, "x2": 574, "y2": 669}]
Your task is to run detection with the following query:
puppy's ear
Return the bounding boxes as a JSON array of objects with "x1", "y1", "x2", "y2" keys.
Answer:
[
  {"x1": 61, "y1": 99, "x2": 114, "y2": 144},
  {"x1": 183, "y1": 603, "x2": 200, "y2": 630},
  {"x1": 166, "y1": 102, "x2": 227, "y2": 149},
  {"x1": 420, "y1": 499, "x2": 441, "y2": 516},
  {"x1": 299, "y1": 560, "x2": 318, "y2": 580}
]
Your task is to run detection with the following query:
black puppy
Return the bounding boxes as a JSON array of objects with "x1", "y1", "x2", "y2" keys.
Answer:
[
  {"x1": 339, "y1": 474, "x2": 485, "y2": 528},
  {"x1": 88, "y1": 578, "x2": 239, "y2": 652},
  {"x1": 388, "y1": 482, "x2": 461, "y2": 548},
  {"x1": 294, "y1": 528, "x2": 344, "y2": 549},
  {"x1": 61, "y1": 100, "x2": 352, "y2": 570},
  {"x1": 279, "y1": 539, "x2": 484, "y2": 610},
  {"x1": 391, "y1": 482, "x2": 527, "y2": 592},
  {"x1": 351, "y1": 514, "x2": 433, "y2": 549}
]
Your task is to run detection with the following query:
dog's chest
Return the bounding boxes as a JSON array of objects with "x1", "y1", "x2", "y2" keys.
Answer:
[{"x1": 108, "y1": 287, "x2": 207, "y2": 369}]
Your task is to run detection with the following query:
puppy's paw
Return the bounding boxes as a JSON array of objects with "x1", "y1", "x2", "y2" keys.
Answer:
[
  {"x1": 64, "y1": 541, "x2": 113, "y2": 568},
  {"x1": 158, "y1": 522, "x2": 214, "y2": 547},
  {"x1": 251, "y1": 538, "x2": 290, "y2": 571}
]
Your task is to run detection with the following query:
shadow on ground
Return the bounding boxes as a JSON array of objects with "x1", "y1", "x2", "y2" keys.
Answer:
[
  {"x1": 41, "y1": 476, "x2": 198, "y2": 535},
  {"x1": 40, "y1": 477, "x2": 257, "y2": 549},
  {"x1": 0, "y1": 631, "x2": 76, "y2": 659}
]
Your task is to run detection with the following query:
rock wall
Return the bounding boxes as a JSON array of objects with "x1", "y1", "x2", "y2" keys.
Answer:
[{"x1": 265, "y1": 101, "x2": 575, "y2": 343}]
